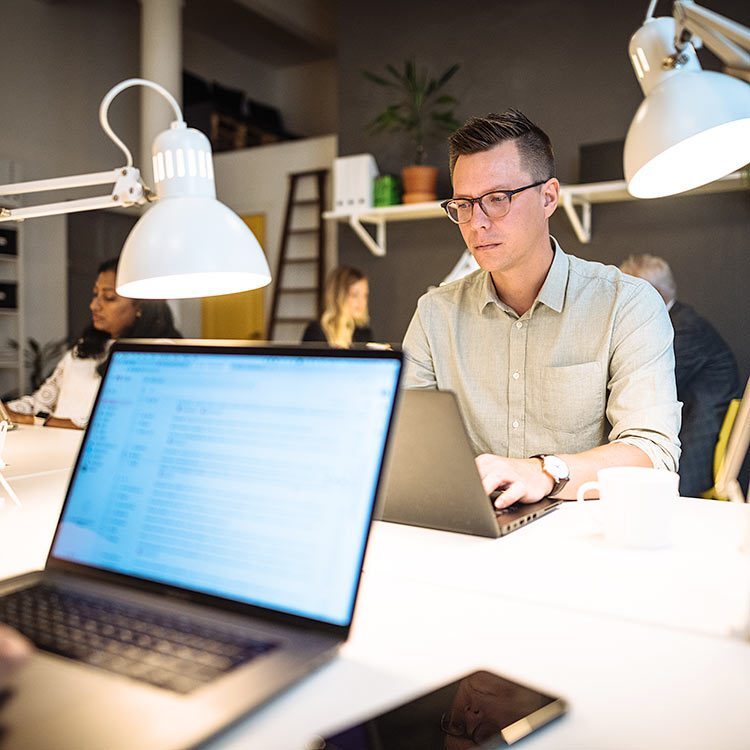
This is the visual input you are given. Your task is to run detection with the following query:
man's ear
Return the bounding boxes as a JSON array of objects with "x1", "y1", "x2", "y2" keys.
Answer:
[{"x1": 542, "y1": 178, "x2": 560, "y2": 218}]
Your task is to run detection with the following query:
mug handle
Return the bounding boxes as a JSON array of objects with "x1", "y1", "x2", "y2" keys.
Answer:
[{"x1": 577, "y1": 480, "x2": 599, "y2": 503}]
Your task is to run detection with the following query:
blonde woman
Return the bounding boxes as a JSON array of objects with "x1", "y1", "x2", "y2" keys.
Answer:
[{"x1": 302, "y1": 267, "x2": 373, "y2": 347}]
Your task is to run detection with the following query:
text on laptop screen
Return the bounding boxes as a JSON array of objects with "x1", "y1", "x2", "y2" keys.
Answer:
[{"x1": 51, "y1": 350, "x2": 400, "y2": 626}]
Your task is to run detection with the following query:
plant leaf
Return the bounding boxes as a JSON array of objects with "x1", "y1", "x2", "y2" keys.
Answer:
[
  {"x1": 385, "y1": 63, "x2": 406, "y2": 85},
  {"x1": 434, "y1": 64, "x2": 460, "y2": 91},
  {"x1": 361, "y1": 70, "x2": 396, "y2": 87}
]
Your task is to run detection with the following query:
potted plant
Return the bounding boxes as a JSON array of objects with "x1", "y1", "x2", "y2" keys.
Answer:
[{"x1": 363, "y1": 59, "x2": 461, "y2": 203}]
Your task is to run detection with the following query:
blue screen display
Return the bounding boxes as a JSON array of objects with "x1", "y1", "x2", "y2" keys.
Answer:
[{"x1": 52, "y1": 350, "x2": 400, "y2": 627}]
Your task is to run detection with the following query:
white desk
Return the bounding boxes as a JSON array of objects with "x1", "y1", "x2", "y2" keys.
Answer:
[
  {"x1": 0, "y1": 426, "x2": 82, "y2": 576},
  {"x1": 1, "y1": 424, "x2": 83, "y2": 479},
  {"x1": 365, "y1": 503, "x2": 750, "y2": 639},
  {"x1": 1, "y1": 431, "x2": 750, "y2": 749},
  {"x1": 212, "y1": 571, "x2": 750, "y2": 750}
]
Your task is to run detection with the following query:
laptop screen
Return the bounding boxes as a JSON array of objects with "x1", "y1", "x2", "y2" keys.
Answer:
[{"x1": 51, "y1": 347, "x2": 401, "y2": 627}]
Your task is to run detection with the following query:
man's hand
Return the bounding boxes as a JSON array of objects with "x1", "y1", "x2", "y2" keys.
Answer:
[
  {"x1": 475, "y1": 454, "x2": 554, "y2": 508},
  {"x1": 0, "y1": 624, "x2": 32, "y2": 687}
]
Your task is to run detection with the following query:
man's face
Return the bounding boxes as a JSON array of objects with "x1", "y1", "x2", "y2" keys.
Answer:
[{"x1": 451, "y1": 141, "x2": 558, "y2": 274}]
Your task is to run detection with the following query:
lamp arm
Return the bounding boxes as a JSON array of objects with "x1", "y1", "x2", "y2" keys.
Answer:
[
  {"x1": 673, "y1": 0, "x2": 750, "y2": 73},
  {"x1": 98, "y1": 78, "x2": 185, "y2": 168},
  {"x1": 0, "y1": 76, "x2": 184, "y2": 222},
  {"x1": 0, "y1": 167, "x2": 147, "y2": 222}
]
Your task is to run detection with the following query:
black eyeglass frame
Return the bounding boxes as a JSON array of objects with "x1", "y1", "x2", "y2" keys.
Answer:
[{"x1": 440, "y1": 179, "x2": 551, "y2": 224}]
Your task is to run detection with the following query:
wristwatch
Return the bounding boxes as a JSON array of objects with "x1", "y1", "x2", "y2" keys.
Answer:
[{"x1": 531, "y1": 454, "x2": 570, "y2": 497}]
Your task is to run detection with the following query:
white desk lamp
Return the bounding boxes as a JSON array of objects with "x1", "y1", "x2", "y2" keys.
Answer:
[
  {"x1": 0, "y1": 78, "x2": 271, "y2": 298},
  {"x1": 624, "y1": 1, "x2": 750, "y2": 198}
]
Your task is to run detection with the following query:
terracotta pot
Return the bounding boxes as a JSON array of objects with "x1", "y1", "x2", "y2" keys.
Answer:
[{"x1": 401, "y1": 165, "x2": 438, "y2": 203}]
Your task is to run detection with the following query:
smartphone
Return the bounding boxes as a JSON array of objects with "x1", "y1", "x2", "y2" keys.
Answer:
[{"x1": 309, "y1": 669, "x2": 567, "y2": 749}]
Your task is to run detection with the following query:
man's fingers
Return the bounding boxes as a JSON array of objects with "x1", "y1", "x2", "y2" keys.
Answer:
[
  {"x1": 493, "y1": 480, "x2": 526, "y2": 508},
  {"x1": 480, "y1": 470, "x2": 505, "y2": 495}
]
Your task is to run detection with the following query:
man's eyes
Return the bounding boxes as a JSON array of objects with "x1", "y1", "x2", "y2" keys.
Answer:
[{"x1": 486, "y1": 192, "x2": 508, "y2": 204}]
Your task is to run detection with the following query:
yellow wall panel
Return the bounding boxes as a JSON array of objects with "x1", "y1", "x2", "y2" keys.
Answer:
[{"x1": 201, "y1": 214, "x2": 266, "y2": 339}]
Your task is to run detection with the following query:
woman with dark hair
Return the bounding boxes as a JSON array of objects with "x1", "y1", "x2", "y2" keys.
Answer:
[{"x1": 7, "y1": 257, "x2": 181, "y2": 429}]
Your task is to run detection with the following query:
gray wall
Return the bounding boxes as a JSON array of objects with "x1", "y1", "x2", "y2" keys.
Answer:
[
  {"x1": 337, "y1": 0, "x2": 750, "y2": 383},
  {"x1": 67, "y1": 212, "x2": 137, "y2": 341}
]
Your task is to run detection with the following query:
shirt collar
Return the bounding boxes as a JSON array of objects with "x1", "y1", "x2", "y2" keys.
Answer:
[
  {"x1": 478, "y1": 236, "x2": 569, "y2": 315},
  {"x1": 534, "y1": 237, "x2": 568, "y2": 314}
]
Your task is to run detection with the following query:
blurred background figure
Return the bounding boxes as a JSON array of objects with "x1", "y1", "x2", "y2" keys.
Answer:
[
  {"x1": 302, "y1": 266, "x2": 373, "y2": 348},
  {"x1": 7, "y1": 257, "x2": 182, "y2": 429},
  {"x1": 620, "y1": 253, "x2": 740, "y2": 497}
]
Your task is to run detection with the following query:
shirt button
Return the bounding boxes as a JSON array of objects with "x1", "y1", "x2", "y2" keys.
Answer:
[
  {"x1": 515, "y1": 321, "x2": 523, "y2": 329},
  {"x1": 512, "y1": 371, "x2": 520, "y2": 380},
  {"x1": 512, "y1": 420, "x2": 519, "y2": 429}
]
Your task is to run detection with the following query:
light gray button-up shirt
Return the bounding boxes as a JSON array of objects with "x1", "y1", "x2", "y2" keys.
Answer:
[{"x1": 403, "y1": 240, "x2": 681, "y2": 471}]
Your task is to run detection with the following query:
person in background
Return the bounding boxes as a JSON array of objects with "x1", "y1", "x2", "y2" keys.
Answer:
[
  {"x1": 7, "y1": 257, "x2": 181, "y2": 429},
  {"x1": 620, "y1": 253, "x2": 740, "y2": 497},
  {"x1": 302, "y1": 266, "x2": 373, "y2": 347},
  {"x1": 403, "y1": 110, "x2": 680, "y2": 507},
  {"x1": 0, "y1": 624, "x2": 31, "y2": 687}
]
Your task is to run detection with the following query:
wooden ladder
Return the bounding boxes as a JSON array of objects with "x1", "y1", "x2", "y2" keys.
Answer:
[{"x1": 268, "y1": 169, "x2": 327, "y2": 341}]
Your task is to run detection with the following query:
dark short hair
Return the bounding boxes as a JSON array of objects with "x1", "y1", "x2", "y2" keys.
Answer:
[{"x1": 448, "y1": 109, "x2": 555, "y2": 181}]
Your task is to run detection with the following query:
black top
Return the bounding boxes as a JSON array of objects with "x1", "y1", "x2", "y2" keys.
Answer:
[
  {"x1": 670, "y1": 300, "x2": 740, "y2": 497},
  {"x1": 301, "y1": 321, "x2": 374, "y2": 345}
]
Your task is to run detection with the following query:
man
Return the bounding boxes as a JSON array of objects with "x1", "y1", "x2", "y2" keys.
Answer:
[
  {"x1": 403, "y1": 110, "x2": 680, "y2": 506},
  {"x1": 620, "y1": 253, "x2": 740, "y2": 497}
]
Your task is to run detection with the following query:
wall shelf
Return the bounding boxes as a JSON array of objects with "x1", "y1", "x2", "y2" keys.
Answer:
[{"x1": 324, "y1": 171, "x2": 748, "y2": 254}]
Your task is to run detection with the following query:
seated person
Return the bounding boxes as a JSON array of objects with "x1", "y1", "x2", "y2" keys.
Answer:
[
  {"x1": 620, "y1": 253, "x2": 740, "y2": 497},
  {"x1": 8, "y1": 257, "x2": 181, "y2": 429},
  {"x1": 302, "y1": 266, "x2": 373, "y2": 347},
  {"x1": 403, "y1": 110, "x2": 680, "y2": 506}
]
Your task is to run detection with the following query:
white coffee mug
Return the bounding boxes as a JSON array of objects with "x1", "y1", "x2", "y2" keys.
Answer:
[{"x1": 577, "y1": 467, "x2": 679, "y2": 549}]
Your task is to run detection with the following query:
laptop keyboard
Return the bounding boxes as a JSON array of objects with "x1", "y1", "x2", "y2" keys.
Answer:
[{"x1": 0, "y1": 584, "x2": 277, "y2": 694}]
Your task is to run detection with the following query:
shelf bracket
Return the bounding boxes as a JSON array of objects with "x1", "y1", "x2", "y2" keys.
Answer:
[
  {"x1": 560, "y1": 191, "x2": 592, "y2": 244},
  {"x1": 348, "y1": 215, "x2": 386, "y2": 256}
]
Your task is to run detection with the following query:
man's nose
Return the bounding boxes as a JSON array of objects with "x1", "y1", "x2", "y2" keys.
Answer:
[{"x1": 468, "y1": 201, "x2": 490, "y2": 230}]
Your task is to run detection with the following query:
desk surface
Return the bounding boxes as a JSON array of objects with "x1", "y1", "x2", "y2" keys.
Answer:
[
  {"x1": 365, "y1": 502, "x2": 750, "y2": 639},
  {"x1": 1, "y1": 429, "x2": 749, "y2": 749},
  {"x1": 1, "y1": 424, "x2": 83, "y2": 479}
]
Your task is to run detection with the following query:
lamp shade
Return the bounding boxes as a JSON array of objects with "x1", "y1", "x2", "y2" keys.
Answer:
[
  {"x1": 116, "y1": 120, "x2": 271, "y2": 298},
  {"x1": 625, "y1": 71, "x2": 750, "y2": 198},
  {"x1": 117, "y1": 196, "x2": 271, "y2": 299},
  {"x1": 625, "y1": 17, "x2": 750, "y2": 198}
]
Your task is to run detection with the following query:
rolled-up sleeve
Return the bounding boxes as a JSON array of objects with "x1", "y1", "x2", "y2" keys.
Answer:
[{"x1": 607, "y1": 281, "x2": 682, "y2": 471}]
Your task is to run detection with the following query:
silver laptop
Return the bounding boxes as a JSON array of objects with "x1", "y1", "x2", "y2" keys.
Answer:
[
  {"x1": 0, "y1": 340, "x2": 402, "y2": 750},
  {"x1": 378, "y1": 390, "x2": 560, "y2": 538}
]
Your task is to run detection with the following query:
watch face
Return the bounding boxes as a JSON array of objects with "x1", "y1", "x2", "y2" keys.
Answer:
[{"x1": 545, "y1": 455, "x2": 569, "y2": 480}]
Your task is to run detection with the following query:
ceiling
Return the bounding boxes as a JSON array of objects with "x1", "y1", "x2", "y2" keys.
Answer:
[{"x1": 184, "y1": 0, "x2": 336, "y2": 67}]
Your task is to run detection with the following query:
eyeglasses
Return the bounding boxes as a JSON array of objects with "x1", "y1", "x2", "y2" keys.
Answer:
[{"x1": 441, "y1": 180, "x2": 549, "y2": 224}]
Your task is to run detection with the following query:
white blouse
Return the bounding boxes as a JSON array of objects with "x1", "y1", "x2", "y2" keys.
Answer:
[{"x1": 8, "y1": 346, "x2": 108, "y2": 428}]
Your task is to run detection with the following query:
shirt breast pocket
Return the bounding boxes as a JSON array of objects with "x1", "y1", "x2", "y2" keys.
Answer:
[{"x1": 541, "y1": 362, "x2": 604, "y2": 435}]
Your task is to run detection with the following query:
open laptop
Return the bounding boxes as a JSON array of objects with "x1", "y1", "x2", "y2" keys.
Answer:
[
  {"x1": 378, "y1": 390, "x2": 560, "y2": 538},
  {"x1": 0, "y1": 340, "x2": 402, "y2": 750}
]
